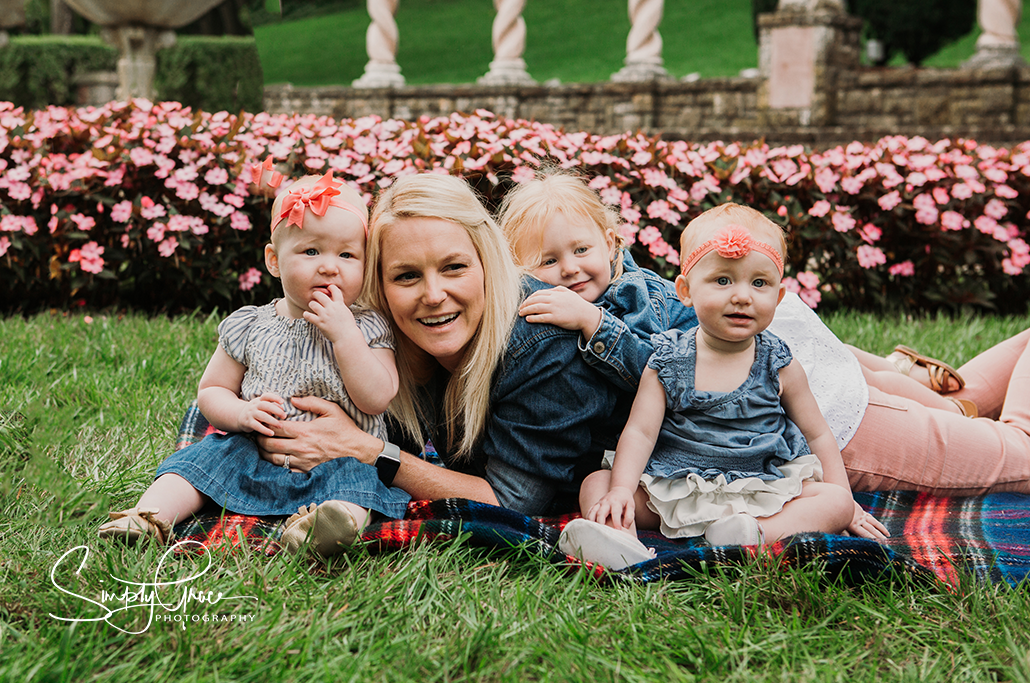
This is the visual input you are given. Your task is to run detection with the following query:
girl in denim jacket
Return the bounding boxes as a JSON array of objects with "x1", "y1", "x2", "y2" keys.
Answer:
[{"x1": 498, "y1": 170, "x2": 697, "y2": 391}]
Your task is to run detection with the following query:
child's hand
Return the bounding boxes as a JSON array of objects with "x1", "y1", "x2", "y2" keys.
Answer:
[
  {"x1": 237, "y1": 392, "x2": 286, "y2": 436},
  {"x1": 846, "y1": 501, "x2": 890, "y2": 540},
  {"x1": 519, "y1": 286, "x2": 602, "y2": 337},
  {"x1": 585, "y1": 486, "x2": 637, "y2": 531},
  {"x1": 304, "y1": 285, "x2": 355, "y2": 343}
]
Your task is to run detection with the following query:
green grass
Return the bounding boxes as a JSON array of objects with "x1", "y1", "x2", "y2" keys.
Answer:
[
  {"x1": 2, "y1": 310, "x2": 1030, "y2": 681},
  {"x1": 254, "y1": 0, "x2": 1030, "y2": 87}
]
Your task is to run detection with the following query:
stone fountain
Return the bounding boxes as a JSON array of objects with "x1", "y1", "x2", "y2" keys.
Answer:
[
  {"x1": 62, "y1": 0, "x2": 225, "y2": 100},
  {"x1": 0, "y1": 0, "x2": 27, "y2": 49}
]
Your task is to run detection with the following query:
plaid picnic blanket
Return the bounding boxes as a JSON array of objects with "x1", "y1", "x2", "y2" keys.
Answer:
[{"x1": 171, "y1": 403, "x2": 1030, "y2": 587}]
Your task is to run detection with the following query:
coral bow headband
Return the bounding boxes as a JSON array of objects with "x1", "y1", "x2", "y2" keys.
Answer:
[
  {"x1": 681, "y1": 224, "x2": 784, "y2": 277},
  {"x1": 271, "y1": 170, "x2": 369, "y2": 236}
]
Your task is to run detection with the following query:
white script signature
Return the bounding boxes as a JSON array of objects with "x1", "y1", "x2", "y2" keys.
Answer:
[{"x1": 49, "y1": 541, "x2": 258, "y2": 634}]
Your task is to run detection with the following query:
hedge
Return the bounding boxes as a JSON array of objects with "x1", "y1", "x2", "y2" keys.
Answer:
[
  {"x1": 0, "y1": 100, "x2": 1028, "y2": 314},
  {"x1": 0, "y1": 36, "x2": 263, "y2": 112}
]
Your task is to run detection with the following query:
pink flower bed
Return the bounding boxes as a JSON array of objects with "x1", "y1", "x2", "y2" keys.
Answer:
[{"x1": 1, "y1": 99, "x2": 1028, "y2": 313}]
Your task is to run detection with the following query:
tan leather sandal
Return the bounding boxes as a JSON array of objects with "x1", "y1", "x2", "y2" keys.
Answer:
[
  {"x1": 98, "y1": 507, "x2": 173, "y2": 545},
  {"x1": 886, "y1": 344, "x2": 965, "y2": 394},
  {"x1": 947, "y1": 397, "x2": 978, "y2": 418}
]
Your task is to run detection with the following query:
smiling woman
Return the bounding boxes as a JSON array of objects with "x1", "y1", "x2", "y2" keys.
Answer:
[{"x1": 254, "y1": 173, "x2": 630, "y2": 522}]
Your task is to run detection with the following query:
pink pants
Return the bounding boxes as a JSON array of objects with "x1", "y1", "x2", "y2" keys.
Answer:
[{"x1": 843, "y1": 329, "x2": 1030, "y2": 495}]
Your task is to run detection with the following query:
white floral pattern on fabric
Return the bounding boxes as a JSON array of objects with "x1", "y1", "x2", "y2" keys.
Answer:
[{"x1": 767, "y1": 292, "x2": 869, "y2": 450}]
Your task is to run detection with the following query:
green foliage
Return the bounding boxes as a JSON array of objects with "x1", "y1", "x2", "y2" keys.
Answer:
[
  {"x1": 0, "y1": 36, "x2": 115, "y2": 108},
  {"x1": 0, "y1": 35, "x2": 263, "y2": 111},
  {"x1": 849, "y1": 0, "x2": 977, "y2": 65},
  {"x1": 155, "y1": 36, "x2": 264, "y2": 113}
]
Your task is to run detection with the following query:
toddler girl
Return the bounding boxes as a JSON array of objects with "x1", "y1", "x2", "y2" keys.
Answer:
[
  {"x1": 498, "y1": 170, "x2": 697, "y2": 390},
  {"x1": 98, "y1": 171, "x2": 410, "y2": 556},
  {"x1": 558, "y1": 203, "x2": 887, "y2": 569}
]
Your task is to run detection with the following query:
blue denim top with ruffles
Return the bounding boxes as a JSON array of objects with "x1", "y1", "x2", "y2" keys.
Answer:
[{"x1": 645, "y1": 328, "x2": 811, "y2": 483}]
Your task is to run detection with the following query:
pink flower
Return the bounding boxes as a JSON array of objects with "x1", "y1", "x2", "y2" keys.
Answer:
[
  {"x1": 84, "y1": 315, "x2": 93, "y2": 324},
  {"x1": 709, "y1": 224, "x2": 753, "y2": 259},
  {"x1": 111, "y1": 200, "x2": 133, "y2": 223},
  {"x1": 877, "y1": 191, "x2": 902, "y2": 211},
  {"x1": 158, "y1": 236, "x2": 179, "y2": 257},
  {"x1": 951, "y1": 183, "x2": 974, "y2": 200},
  {"x1": 984, "y1": 198, "x2": 1009, "y2": 220},
  {"x1": 889, "y1": 261, "x2": 915, "y2": 277},
  {"x1": 808, "y1": 200, "x2": 831, "y2": 217},
  {"x1": 995, "y1": 184, "x2": 1019, "y2": 199},
  {"x1": 941, "y1": 211, "x2": 969, "y2": 231},
  {"x1": 141, "y1": 198, "x2": 167, "y2": 220},
  {"x1": 777, "y1": 205, "x2": 787, "y2": 217},
  {"x1": 782, "y1": 276, "x2": 801, "y2": 294},
  {"x1": 71, "y1": 213, "x2": 95, "y2": 231},
  {"x1": 175, "y1": 182, "x2": 201, "y2": 201},
  {"x1": 831, "y1": 211, "x2": 856, "y2": 233},
  {"x1": 796, "y1": 271, "x2": 820, "y2": 290},
  {"x1": 230, "y1": 212, "x2": 252, "y2": 231},
  {"x1": 71, "y1": 241, "x2": 105, "y2": 274},
  {"x1": 856, "y1": 245, "x2": 886, "y2": 269},
  {"x1": 510, "y1": 165, "x2": 536, "y2": 184},
  {"x1": 799, "y1": 288, "x2": 821, "y2": 308},
  {"x1": 974, "y1": 215, "x2": 998, "y2": 235},
  {"x1": 0, "y1": 236, "x2": 9, "y2": 257},
  {"x1": 204, "y1": 167, "x2": 229, "y2": 185},
  {"x1": 932, "y1": 187, "x2": 950, "y2": 205},
  {"x1": 238, "y1": 267, "x2": 262, "y2": 291},
  {"x1": 859, "y1": 223, "x2": 882, "y2": 244},
  {"x1": 147, "y1": 223, "x2": 166, "y2": 242}
]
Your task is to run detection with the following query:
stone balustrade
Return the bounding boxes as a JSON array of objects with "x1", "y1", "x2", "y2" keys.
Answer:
[{"x1": 261, "y1": 0, "x2": 1030, "y2": 145}]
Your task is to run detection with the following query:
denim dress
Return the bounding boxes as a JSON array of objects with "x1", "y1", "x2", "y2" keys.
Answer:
[
  {"x1": 155, "y1": 302, "x2": 410, "y2": 519},
  {"x1": 628, "y1": 328, "x2": 822, "y2": 539}
]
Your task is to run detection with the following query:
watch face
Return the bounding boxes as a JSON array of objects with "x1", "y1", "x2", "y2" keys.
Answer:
[{"x1": 375, "y1": 452, "x2": 401, "y2": 485}]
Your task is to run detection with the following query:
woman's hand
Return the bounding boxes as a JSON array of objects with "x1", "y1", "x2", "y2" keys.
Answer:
[
  {"x1": 256, "y1": 395, "x2": 377, "y2": 472},
  {"x1": 846, "y1": 501, "x2": 890, "y2": 540}
]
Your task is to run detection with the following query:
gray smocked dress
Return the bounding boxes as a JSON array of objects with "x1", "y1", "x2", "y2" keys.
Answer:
[
  {"x1": 155, "y1": 301, "x2": 410, "y2": 518},
  {"x1": 630, "y1": 328, "x2": 823, "y2": 539}
]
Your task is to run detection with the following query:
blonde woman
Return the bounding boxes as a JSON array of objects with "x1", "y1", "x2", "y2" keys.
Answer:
[{"x1": 256, "y1": 173, "x2": 626, "y2": 520}]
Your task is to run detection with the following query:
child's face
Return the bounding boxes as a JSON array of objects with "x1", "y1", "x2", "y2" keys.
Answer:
[
  {"x1": 674, "y1": 237, "x2": 785, "y2": 348},
  {"x1": 523, "y1": 210, "x2": 615, "y2": 304},
  {"x1": 264, "y1": 208, "x2": 366, "y2": 319}
]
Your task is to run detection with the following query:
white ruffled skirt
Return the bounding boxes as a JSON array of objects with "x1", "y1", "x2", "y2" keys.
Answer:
[{"x1": 603, "y1": 451, "x2": 823, "y2": 539}]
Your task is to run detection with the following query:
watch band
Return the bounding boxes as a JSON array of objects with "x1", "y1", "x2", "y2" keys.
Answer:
[{"x1": 374, "y1": 441, "x2": 401, "y2": 486}]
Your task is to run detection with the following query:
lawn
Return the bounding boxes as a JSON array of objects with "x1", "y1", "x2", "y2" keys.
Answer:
[
  {"x1": 254, "y1": 0, "x2": 1030, "y2": 87},
  {"x1": 2, "y1": 309, "x2": 1029, "y2": 681}
]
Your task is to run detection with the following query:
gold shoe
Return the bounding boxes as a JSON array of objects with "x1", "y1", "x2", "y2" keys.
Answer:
[
  {"x1": 280, "y1": 501, "x2": 359, "y2": 557},
  {"x1": 98, "y1": 507, "x2": 172, "y2": 545},
  {"x1": 886, "y1": 344, "x2": 965, "y2": 394},
  {"x1": 947, "y1": 397, "x2": 978, "y2": 418}
]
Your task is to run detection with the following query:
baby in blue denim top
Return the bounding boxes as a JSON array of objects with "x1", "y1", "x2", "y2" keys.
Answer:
[
  {"x1": 499, "y1": 170, "x2": 697, "y2": 391},
  {"x1": 552, "y1": 203, "x2": 884, "y2": 569}
]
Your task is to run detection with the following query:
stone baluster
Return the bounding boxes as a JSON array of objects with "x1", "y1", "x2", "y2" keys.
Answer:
[
  {"x1": 479, "y1": 0, "x2": 535, "y2": 85},
  {"x1": 964, "y1": 0, "x2": 1025, "y2": 69},
  {"x1": 101, "y1": 26, "x2": 177, "y2": 101},
  {"x1": 611, "y1": 0, "x2": 669, "y2": 82},
  {"x1": 353, "y1": 0, "x2": 405, "y2": 87}
]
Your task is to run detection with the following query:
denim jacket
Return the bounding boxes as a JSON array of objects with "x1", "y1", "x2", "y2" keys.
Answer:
[
  {"x1": 580, "y1": 249, "x2": 698, "y2": 391},
  {"x1": 388, "y1": 277, "x2": 624, "y2": 516}
]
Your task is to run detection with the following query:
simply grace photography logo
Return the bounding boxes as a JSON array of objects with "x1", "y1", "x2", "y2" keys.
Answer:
[{"x1": 48, "y1": 541, "x2": 259, "y2": 634}]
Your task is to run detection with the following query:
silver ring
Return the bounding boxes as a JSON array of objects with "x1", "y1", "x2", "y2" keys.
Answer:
[{"x1": 282, "y1": 454, "x2": 291, "y2": 470}]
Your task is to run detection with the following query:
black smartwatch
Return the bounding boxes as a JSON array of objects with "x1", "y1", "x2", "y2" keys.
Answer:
[{"x1": 374, "y1": 441, "x2": 401, "y2": 486}]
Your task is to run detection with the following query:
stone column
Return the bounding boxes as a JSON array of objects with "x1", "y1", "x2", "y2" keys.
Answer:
[
  {"x1": 51, "y1": 0, "x2": 74, "y2": 35},
  {"x1": 100, "y1": 26, "x2": 177, "y2": 101},
  {"x1": 478, "y1": 0, "x2": 535, "y2": 85},
  {"x1": 353, "y1": 0, "x2": 405, "y2": 88},
  {"x1": 757, "y1": 0, "x2": 860, "y2": 127},
  {"x1": 611, "y1": 0, "x2": 669, "y2": 82},
  {"x1": 964, "y1": 0, "x2": 1025, "y2": 69}
]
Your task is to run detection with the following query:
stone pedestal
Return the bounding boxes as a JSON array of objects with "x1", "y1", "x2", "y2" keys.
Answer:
[
  {"x1": 353, "y1": 0, "x2": 405, "y2": 88},
  {"x1": 964, "y1": 0, "x2": 1026, "y2": 69},
  {"x1": 74, "y1": 71, "x2": 120, "y2": 106},
  {"x1": 757, "y1": 4, "x2": 861, "y2": 127}
]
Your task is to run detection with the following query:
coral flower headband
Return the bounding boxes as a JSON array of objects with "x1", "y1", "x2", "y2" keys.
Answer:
[
  {"x1": 681, "y1": 224, "x2": 784, "y2": 277},
  {"x1": 262, "y1": 165, "x2": 369, "y2": 236}
]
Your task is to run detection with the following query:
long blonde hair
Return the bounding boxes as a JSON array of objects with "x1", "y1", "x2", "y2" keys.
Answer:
[
  {"x1": 497, "y1": 169, "x2": 626, "y2": 280},
  {"x1": 362, "y1": 174, "x2": 522, "y2": 459}
]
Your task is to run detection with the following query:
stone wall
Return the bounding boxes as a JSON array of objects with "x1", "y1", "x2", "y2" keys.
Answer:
[{"x1": 263, "y1": 65, "x2": 1030, "y2": 148}]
